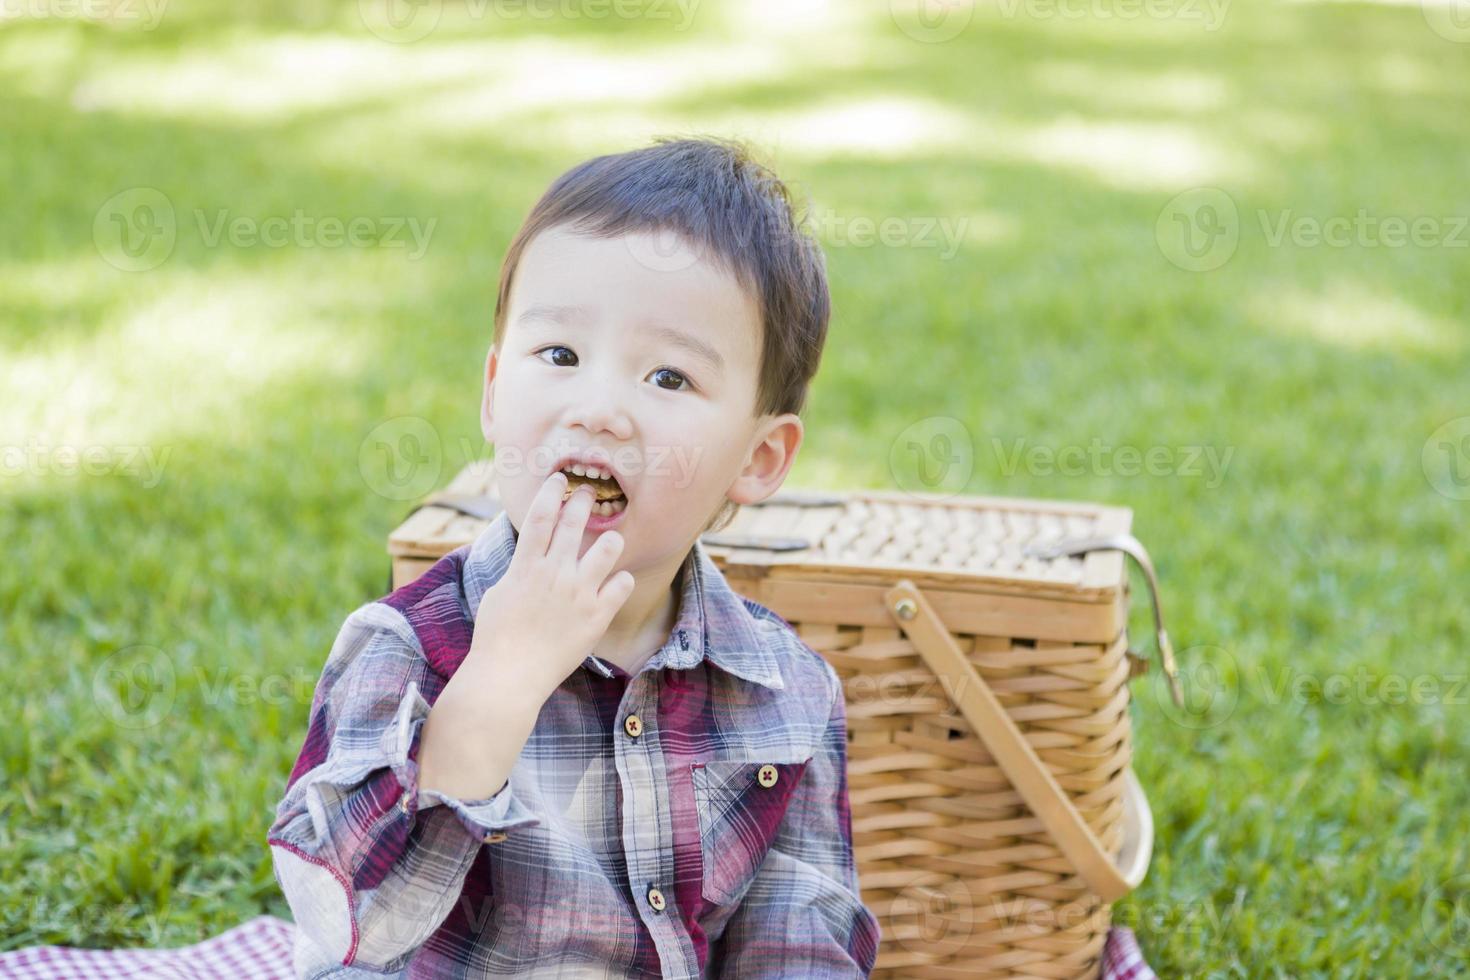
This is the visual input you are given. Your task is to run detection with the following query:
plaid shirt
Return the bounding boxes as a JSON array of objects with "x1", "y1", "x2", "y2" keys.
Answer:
[{"x1": 266, "y1": 510, "x2": 881, "y2": 979}]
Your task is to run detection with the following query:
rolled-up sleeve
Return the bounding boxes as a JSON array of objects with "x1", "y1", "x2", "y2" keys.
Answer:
[
  {"x1": 266, "y1": 602, "x2": 541, "y2": 972},
  {"x1": 710, "y1": 659, "x2": 882, "y2": 978}
]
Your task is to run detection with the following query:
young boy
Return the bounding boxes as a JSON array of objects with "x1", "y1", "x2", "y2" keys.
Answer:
[{"x1": 267, "y1": 136, "x2": 881, "y2": 978}]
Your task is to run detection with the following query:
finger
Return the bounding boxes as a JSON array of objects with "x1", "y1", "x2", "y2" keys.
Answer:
[
  {"x1": 517, "y1": 471, "x2": 569, "y2": 558},
  {"x1": 596, "y1": 569, "x2": 637, "y2": 610},
  {"x1": 578, "y1": 529, "x2": 626, "y2": 585},
  {"x1": 547, "y1": 483, "x2": 596, "y2": 564}
]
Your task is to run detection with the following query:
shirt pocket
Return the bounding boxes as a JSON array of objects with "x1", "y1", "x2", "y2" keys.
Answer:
[{"x1": 690, "y1": 757, "x2": 811, "y2": 908}]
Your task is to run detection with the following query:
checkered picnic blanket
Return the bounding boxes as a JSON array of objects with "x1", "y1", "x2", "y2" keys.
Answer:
[
  {"x1": 0, "y1": 917, "x2": 1157, "y2": 978},
  {"x1": 0, "y1": 916, "x2": 293, "y2": 979}
]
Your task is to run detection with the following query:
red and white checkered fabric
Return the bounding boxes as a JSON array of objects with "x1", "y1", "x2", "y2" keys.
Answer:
[
  {"x1": 0, "y1": 917, "x2": 1156, "y2": 979},
  {"x1": 1100, "y1": 926, "x2": 1159, "y2": 980},
  {"x1": 0, "y1": 915, "x2": 294, "y2": 979}
]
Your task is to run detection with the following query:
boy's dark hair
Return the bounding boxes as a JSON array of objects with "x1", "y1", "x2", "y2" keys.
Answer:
[{"x1": 491, "y1": 135, "x2": 830, "y2": 535}]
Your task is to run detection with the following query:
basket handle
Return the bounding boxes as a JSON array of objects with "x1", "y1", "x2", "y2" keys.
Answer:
[
  {"x1": 885, "y1": 579, "x2": 1150, "y2": 902},
  {"x1": 1022, "y1": 533, "x2": 1183, "y2": 707}
]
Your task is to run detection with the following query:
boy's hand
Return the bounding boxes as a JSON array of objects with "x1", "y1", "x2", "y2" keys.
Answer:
[{"x1": 468, "y1": 471, "x2": 636, "y2": 697}]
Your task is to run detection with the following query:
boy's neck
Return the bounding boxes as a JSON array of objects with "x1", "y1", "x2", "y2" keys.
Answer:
[{"x1": 592, "y1": 550, "x2": 689, "y2": 678}]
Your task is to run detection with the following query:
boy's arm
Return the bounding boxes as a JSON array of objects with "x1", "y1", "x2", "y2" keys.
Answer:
[
  {"x1": 710, "y1": 659, "x2": 882, "y2": 978},
  {"x1": 266, "y1": 602, "x2": 543, "y2": 972}
]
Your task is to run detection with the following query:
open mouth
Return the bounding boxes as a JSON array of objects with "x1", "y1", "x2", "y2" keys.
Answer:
[{"x1": 558, "y1": 464, "x2": 628, "y2": 517}]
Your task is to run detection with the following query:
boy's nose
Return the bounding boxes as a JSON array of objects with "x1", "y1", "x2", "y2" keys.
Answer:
[{"x1": 563, "y1": 389, "x2": 634, "y2": 442}]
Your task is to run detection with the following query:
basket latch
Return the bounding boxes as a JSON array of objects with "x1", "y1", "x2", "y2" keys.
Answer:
[{"x1": 1022, "y1": 533, "x2": 1183, "y2": 708}]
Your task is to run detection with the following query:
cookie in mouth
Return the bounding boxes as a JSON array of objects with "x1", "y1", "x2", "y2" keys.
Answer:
[{"x1": 559, "y1": 468, "x2": 626, "y2": 503}]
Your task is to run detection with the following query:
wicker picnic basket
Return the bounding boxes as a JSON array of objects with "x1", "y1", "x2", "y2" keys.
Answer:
[{"x1": 387, "y1": 460, "x2": 1180, "y2": 980}]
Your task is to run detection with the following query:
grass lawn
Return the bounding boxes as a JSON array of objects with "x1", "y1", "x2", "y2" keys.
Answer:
[{"x1": 2, "y1": 0, "x2": 1468, "y2": 975}]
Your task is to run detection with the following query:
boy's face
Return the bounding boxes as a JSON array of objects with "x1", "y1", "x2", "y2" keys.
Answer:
[{"x1": 481, "y1": 224, "x2": 802, "y2": 565}]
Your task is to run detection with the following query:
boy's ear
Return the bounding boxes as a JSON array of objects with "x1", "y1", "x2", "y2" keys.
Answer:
[
  {"x1": 727, "y1": 413, "x2": 804, "y2": 506},
  {"x1": 480, "y1": 344, "x2": 499, "y2": 444}
]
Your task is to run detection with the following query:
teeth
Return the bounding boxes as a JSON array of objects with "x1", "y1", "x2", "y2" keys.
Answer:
[
  {"x1": 593, "y1": 497, "x2": 628, "y2": 517},
  {"x1": 565, "y1": 462, "x2": 610, "y2": 480}
]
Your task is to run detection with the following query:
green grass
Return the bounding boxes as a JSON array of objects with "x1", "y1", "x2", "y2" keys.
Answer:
[{"x1": 2, "y1": 1, "x2": 1468, "y2": 975}]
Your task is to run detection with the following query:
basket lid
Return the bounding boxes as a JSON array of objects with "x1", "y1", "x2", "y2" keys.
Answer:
[
  {"x1": 701, "y1": 488, "x2": 1130, "y2": 603},
  {"x1": 388, "y1": 460, "x2": 1132, "y2": 603}
]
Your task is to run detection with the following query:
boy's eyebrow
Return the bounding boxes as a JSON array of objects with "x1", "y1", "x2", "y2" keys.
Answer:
[
  {"x1": 516, "y1": 303, "x2": 591, "y2": 327},
  {"x1": 643, "y1": 322, "x2": 725, "y2": 373},
  {"x1": 517, "y1": 304, "x2": 725, "y2": 373}
]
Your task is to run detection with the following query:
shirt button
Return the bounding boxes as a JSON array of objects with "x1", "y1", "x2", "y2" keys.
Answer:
[
  {"x1": 623, "y1": 714, "x2": 643, "y2": 738},
  {"x1": 483, "y1": 832, "x2": 508, "y2": 844},
  {"x1": 757, "y1": 764, "x2": 779, "y2": 788},
  {"x1": 646, "y1": 886, "x2": 666, "y2": 912}
]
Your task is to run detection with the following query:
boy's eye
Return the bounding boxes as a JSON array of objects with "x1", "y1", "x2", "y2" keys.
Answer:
[
  {"x1": 534, "y1": 346, "x2": 692, "y2": 392},
  {"x1": 651, "y1": 367, "x2": 689, "y2": 391},
  {"x1": 535, "y1": 345, "x2": 577, "y2": 367}
]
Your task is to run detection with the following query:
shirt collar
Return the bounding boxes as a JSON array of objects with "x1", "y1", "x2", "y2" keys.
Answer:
[{"x1": 460, "y1": 510, "x2": 786, "y2": 691}]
